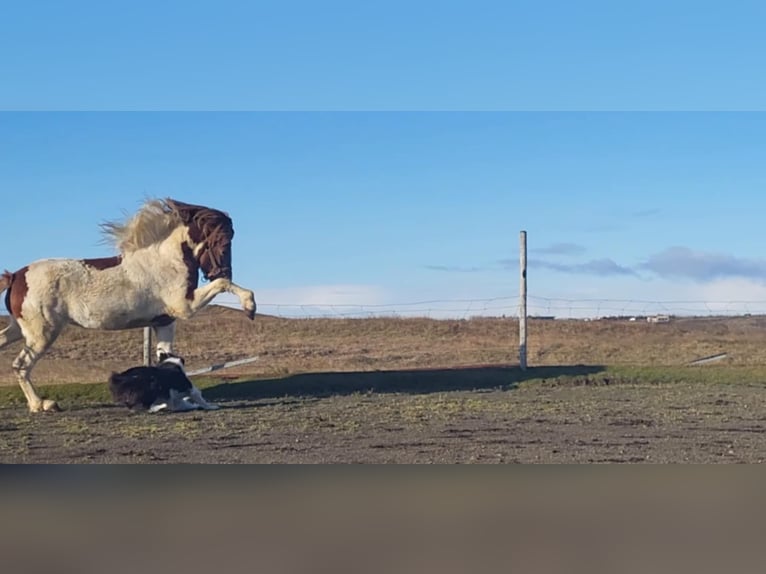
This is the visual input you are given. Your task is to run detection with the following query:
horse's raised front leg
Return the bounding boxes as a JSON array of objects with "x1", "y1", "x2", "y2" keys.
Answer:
[
  {"x1": 226, "y1": 282, "x2": 256, "y2": 320},
  {"x1": 188, "y1": 279, "x2": 256, "y2": 320}
]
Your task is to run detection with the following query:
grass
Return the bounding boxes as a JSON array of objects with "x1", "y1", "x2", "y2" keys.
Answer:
[{"x1": 0, "y1": 363, "x2": 763, "y2": 410}]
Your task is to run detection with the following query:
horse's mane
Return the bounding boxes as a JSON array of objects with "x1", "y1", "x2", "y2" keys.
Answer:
[
  {"x1": 100, "y1": 199, "x2": 185, "y2": 253},
  {"x1": 100, "y1": 199, "x2": 234, "y2": 263}
]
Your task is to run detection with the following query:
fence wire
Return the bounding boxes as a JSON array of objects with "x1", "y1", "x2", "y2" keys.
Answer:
[{"x1": 213, "y1": 295, "x2": 766, "y2": 320}]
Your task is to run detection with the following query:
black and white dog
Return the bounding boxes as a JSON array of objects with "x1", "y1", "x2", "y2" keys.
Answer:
[{"x1": 109, "y1": 352, "x2": 219, "y2": 413}]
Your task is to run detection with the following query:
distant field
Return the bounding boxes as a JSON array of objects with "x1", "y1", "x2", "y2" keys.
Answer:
[{"x1": 3, "y1": 306, "x2": 766, "y2": 387}]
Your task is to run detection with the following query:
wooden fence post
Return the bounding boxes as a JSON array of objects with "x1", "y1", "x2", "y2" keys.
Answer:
[
  {"x1": 143, "y1": 327, "x2": 152, "y2": 366},
  {"x1": 519, "y1": 230, "x2": 528, "y2": 371}
]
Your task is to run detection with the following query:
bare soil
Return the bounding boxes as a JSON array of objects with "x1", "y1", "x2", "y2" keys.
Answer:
[
  {"x1": 2, "y1": 366, "x2": 766, "y2": 463},
  {"x1": 2, "y1": 309, "x2": 766, "y2": 463}
]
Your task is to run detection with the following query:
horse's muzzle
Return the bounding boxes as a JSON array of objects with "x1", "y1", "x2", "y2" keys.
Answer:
[{"x1": 204, "y1": 267, "x2": 232, "y2": 281}]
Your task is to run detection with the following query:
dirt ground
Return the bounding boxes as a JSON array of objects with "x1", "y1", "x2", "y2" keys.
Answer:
[
  {"x1": 3, "y1": 365, "x2": 766, "y2": 463},
  {"x1": 3, "y1": 311, "x2": 766, "y2": 463}
]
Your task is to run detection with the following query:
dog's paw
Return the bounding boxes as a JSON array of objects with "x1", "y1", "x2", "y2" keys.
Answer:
[
  {"x1": 179, "y1": 397, "x2": 203, "y2": 411},
  {"x1": 148, "y1": 402, "x2": 169, "y2": 413}
]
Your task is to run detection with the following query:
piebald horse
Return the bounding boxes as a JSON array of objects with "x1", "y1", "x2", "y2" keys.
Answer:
[{"x1": 0, "y1": 198, "x2": 256, "y2": 412}]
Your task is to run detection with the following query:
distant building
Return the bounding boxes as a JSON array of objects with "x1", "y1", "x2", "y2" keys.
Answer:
[{"x1": 647, "y1": 314, "x2": 671, "y2": 324}]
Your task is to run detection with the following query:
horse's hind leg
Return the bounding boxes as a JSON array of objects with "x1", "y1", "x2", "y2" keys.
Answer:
[
  {"x1": 0, "y1": 318, "x2": 54, "y2": 411},
  {"x1": 0, "y1": 316, "x2": 23, "y2": 349},
  {"x1": 13, "y1": 323, "x2": 61, "y2": 413}
]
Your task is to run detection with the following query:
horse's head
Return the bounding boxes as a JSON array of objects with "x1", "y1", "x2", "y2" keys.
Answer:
[{"x1": 167, "y1": 199, "x2": 235, "y2": 281}]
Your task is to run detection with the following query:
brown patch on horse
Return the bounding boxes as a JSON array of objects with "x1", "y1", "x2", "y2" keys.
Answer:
[
  {"x1": 166, "y1": 198, "x2": 234, "y2": 281},
  {"x1": 181, "y1": 243, "x2": 199, "y2": 300},
  {"x1": 81, "y1": 256, "x2": 122, "y2": 270},
  {"x1": 2, "y1": 267, "x2": 29, "y2": 319}
]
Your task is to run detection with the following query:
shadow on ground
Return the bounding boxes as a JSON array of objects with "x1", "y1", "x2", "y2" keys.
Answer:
[{"x1": 204, "y1": 364, "x2": 606, "y2": 402}]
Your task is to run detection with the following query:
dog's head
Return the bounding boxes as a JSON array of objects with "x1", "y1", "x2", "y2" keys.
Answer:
[{"x1": 158, "y1": 352, "x2": 186, "y2": 372}]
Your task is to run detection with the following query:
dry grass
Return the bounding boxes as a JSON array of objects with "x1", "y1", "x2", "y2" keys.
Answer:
[{"x1": 2, "y1": 306, "x2": 766, "y2": 387}]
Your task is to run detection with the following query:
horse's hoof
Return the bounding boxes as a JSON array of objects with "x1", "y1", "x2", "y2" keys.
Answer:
[
  {"x1": 43, "y1": 399, "x2": 61, "y2": 412},
  {"x1": 28, "y1": 401, "x2": 58, "y2": 413}
]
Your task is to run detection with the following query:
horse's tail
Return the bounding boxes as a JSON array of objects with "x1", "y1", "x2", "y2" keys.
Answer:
[{"x1": 0, "y1": 270, "x2": 11, "y2": 294}]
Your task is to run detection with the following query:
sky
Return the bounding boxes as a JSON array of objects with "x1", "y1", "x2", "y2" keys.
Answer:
[
  {"x1": 2, "y1": 0, "x2": 766, "y2": 110},
  {"x1": 2, "y1": 2, "x2": 766, "y2": 318},
  {"x1": 3, "y1": 112, "x2": 766, "y2": 318}
]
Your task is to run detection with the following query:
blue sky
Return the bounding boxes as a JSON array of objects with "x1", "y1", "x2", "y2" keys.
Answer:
[
  {"x1": 2, "y1": 2, "x2": 766, "y2": 317},
  {"x1": 3, "y1": 112, "x2": 766, "y2": 317},
  {"x1": 2, "y1": 0, "x2": 766, "y2": 110}
]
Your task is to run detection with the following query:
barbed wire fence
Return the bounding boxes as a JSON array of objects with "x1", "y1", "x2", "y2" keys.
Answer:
[
  {"x1": 224, "y1": 296, "x2": 520, "y2": 319},
  {"x1": 209, "y1": 296, "x2": 766, "y2": 320}
]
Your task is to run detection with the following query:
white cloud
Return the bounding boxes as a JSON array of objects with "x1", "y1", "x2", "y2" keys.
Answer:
[
  {"x1": 206, "y1": 269, "x2": 766, "y2": 321},
  {"x1": 528, "y1": 275, "x2": 766, "y2": 318},
  {"x1": 531, "y1": 257, "x2": 638, "y2": 277},
  {"x1": 641, "y1": 247, "x2": 766, "y2": 282},
  {"x1": 679, "y1": 278, "x2": 766, "y2": 314},
  {"x1": 425, "y1": 264, "x2": 484, "y2": 273},
  {"x1": 531, "y1": 242, "x2": 587, "y2": 257},
  {"x1": 262, "y1": 284, "x2": 388, "y2": 306},
  {"x1": 631, "y1": 208, "x2": 661, "y2": 218},
  {"x1": 214, "y1": 284, "x2": 390, "y2": 317}
]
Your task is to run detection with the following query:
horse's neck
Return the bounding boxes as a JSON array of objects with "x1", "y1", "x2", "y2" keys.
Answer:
[{"x1": 122, "y1": 226, "x2": 193, "y2": 269}]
